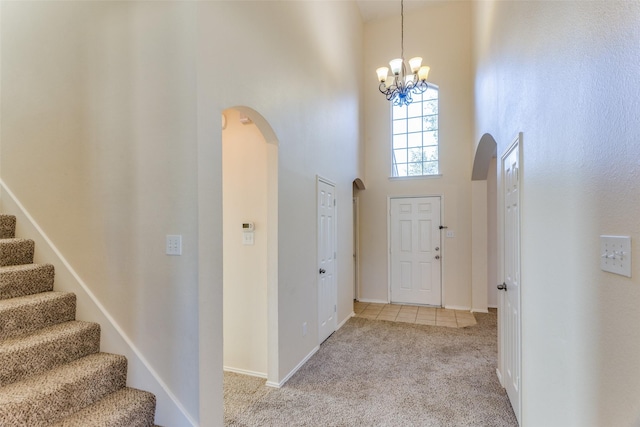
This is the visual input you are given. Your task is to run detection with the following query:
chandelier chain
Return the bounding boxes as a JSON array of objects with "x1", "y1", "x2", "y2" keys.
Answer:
[{"x1": 400, "y1": 0, "x2": 404, "y2": 61}]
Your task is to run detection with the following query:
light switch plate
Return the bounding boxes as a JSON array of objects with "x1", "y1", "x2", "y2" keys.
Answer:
[
  {"x1": 166, "y1": 235, "x2": 182, "y2": 256},
  {"x1": 600, "y1": 235, "x2": 631, "y2": 277},
  {"x1": 243, "y1": 231, "x2": 254, "y2": 246}
]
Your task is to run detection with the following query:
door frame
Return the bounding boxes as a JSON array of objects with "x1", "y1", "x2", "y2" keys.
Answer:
[
  {"x1": 317, "y1": 175, "x2": 337, "y2": 344},
  {"x1": 387, "y1": 194, "x2": 444, "y2": 305},
  {"x1": 497, "y1": 133, "x2": 523, "y2": 423},
  {"x1": 353, "y1": 196, "x2": 360, "y2": 301}
]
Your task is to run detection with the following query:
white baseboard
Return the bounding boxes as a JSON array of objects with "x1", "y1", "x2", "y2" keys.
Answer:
[
  {"x1": 356, "y1": 298, "x2": 389, "y2": 304},
  {"x1": 223, "y1": 366, "x2": 267, "y2": 379},
  {"x1": 471, "y1": 308, "x2": 489, "y2": 314},
  {"x1": 266, "y1": 313, "x2": 353, "y2": 389},
  {"x1": 496, "y1": 368, "x2": 504, "y2": 387},
  {"x1": 337, "y1": 312, "x2": 355, "y2": 330},
  {"x1": 266, "y1": 344, "x2": 319, "y2": 389},
  {"x1": 444, "y1": 305, "x2": 472, "y2": 311}
]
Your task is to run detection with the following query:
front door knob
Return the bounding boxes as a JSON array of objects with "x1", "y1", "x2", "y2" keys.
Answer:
[
  {"x1": 497, "y1": 283, "x2": 507, "y2": 291},
  {"x1": 319, "y1": 268, "x2": 326, "y2": 274},
  {"x1": 435, "y1": 255, "x2": 440, "y2": 260}
]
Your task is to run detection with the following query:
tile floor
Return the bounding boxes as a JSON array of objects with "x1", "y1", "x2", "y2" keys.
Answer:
[{"x1": 353, "y1": 301, "x2": 477, "y2": 328}]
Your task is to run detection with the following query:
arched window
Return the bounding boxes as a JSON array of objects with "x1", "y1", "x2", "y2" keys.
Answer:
[{"x1": 391, "y1": 84, "x2": 439, "y2": 177}]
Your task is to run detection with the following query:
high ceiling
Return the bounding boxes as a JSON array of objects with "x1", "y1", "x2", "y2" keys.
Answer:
[{"x1": 355, "y1": 0, "x2": 435, "y2": 22}]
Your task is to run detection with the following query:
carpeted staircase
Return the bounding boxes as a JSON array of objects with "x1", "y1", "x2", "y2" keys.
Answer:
[{"x1": 0, "y1": 214, "x2": 157, "y2": 426}]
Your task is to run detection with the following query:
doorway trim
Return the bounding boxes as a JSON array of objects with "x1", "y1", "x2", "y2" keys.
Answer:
[{"x1": 353, "y1": 196, "x2": 360, "y2": 300}]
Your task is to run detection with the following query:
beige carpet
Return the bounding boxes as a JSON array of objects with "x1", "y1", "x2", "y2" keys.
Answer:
[
  {"x1": 0, "y1": 214, "x2": 157, "y2": 426},
  {"x1": 224, "y1": 311, "x2": 517, "y2": 426}
]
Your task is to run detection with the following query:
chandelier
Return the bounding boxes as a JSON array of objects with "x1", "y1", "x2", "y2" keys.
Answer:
[{"x1": 375, "y1": 0, "x2": 430, "y2": 107}]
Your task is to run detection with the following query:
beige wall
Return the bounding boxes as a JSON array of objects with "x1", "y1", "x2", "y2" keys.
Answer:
[
  {"x1": 1, "y1": 3, "x2": 198, "y2": 425},
  {"x1": 199, "y1": 0, "x2": 362, "y2": 415},
  {"x1": 474, "y1": 1, "x2": 640, "y2": 424},
  {"x1": 360, "y1": 2, "x2": 474, "y2": 308},
  {"x1": 471, "y1": 180, "x2": 488, "y2": 311},
  {"x1": 1, "y1": 1, "x2": 363, "y2": 425},
  {"x1": 222, "y1": 109, "x2": 269, "y2": 377}
]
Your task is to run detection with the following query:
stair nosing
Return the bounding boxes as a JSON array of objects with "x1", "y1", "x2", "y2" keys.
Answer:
[
  {"x1": 48, "y1": 387, "x2": 156, "y2": 427},
  {"x1": 0, "y1": 352, "x2": 127, "y2": 397},
  {"x1": 0, "y1": 320, "x2": 98, "y2": 349}
]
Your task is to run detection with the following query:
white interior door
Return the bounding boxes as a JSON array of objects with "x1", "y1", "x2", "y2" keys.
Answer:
[
  {"x1": 318, "y1": 178, "x2": 337, "y2": 344},
  {"x1": 390, "y1": 197, "x2": 441, "y2": 306},
  {"x1": 499, "y1": 137, "x2": 521, "y2": 424}
]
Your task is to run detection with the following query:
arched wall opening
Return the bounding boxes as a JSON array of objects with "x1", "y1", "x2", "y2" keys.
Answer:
[
  {"x1": 222, "y1": 106, "x2": 279, "y2": 383},
  {"x1": 352, "y1": 178, "x2": 365, "y2": 300},
  {"x1": 471, "y1": 133, "x2": 498, "y2": 312}
]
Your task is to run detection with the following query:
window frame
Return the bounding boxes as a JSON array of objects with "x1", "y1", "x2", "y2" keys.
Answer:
[{"x1": 389, "y1": 83, "x2": 440, "y2": 179}]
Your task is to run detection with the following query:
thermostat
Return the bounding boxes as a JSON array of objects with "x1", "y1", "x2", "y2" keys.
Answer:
[{"x1": 242, "y1": 222, "x2": 254, "y2": 231}]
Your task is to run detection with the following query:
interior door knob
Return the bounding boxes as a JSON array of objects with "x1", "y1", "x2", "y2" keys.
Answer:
[
  {"x1": 319, "y1": 268, "x2": 326, "y2": 274},
  {"x1": 497, "y1": 283, "x2": 507, "y2": 291},
  {"x1": 434, "y1": 255, "x2": 440, "y2": 260}
]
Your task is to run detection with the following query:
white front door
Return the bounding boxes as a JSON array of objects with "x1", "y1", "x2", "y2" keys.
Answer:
[
  {"x1": 318, "y1": 178, "x2": 337, "y2": 344},
  {"x1": 499, "y1": 136, "x2": 521, "y2": 424},
  {"x1": 389, "y1": 197, "x2": 442, "y2": 306}
]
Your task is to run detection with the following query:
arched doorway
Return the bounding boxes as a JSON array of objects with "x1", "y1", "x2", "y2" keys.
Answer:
[
  {"x1": 471, "y1": 133, "x2": 498, "y2": 311},
  {"x1": 222, "y1": 106, "x2": 279, "y2": 384},
  {"x1": 352, "y1": 178, "x2": 365, "y2": 300}
]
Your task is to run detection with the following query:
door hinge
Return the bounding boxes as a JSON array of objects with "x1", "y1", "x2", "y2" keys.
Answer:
[
  {"x1": 334, "y1": 304, "x2": 337, "y2": 313},
  {"x1": 334, "y1": 252, "x2": 337, "y2": 259},
  {"x1": 333, "y1": 199, "x2": 336, "y2": 206}
]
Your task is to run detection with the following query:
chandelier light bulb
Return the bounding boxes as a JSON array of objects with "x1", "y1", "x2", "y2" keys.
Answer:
[
  {"x1": 389, "y1": 58, "x2": 403, "y2": 76},
  {"x1": 376, "y1": 67, "x2": 390, "y2": 83},
  {"x1": 418, "y1": 66, "x2": 430, "y2": 81},
  {"x1": 408, "y1": 57, "x2": 423, "y2": 73}
]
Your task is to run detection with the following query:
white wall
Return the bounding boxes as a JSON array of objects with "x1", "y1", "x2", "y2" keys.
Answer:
[
  {"x1": 1, "y1": 3, "x2": 198, "y2": 425},
  {"x1": 222, "y1": 109, "x2": 268, "y2": 377},
  {"x1": 1, "y1": 1, "x2": 363, "y2": 425},
  {"x1": 360, "y1": 2, "x2": 474, "y2": 308},
  {"x1": 198, "y1": 2, "x2": 362, "y2": 390},
  {"x1": 474, "y1": 1, "x2": 640, "y2": 425}
]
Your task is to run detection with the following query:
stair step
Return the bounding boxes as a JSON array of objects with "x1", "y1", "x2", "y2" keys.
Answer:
[
  {"x1": 0, "y1": 263, "x2": 55, "y2": 300},
  {"x1": 0, "y1": 291, "x2": 76, "y2": 340},
  {"x1": 0, "y1": 215, "x2": 16, "y2": 239},
  {"x1": 0, "y1": 238, "x2": 35, "y2": 267},
  {"x1": 49, "y1": 387, "x2": 156, "y2": 427},
  {"x1": 0, "y1": 320, "x2": 100, "y2": 386},
  {"x1": 0, "y1": 352, "x2": 127, "y2": 426}
]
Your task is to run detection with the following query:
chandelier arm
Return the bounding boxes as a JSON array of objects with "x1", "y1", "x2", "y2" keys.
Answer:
[{"x1": 376, "y1": 0, "x2": 429, "y2": 107}]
